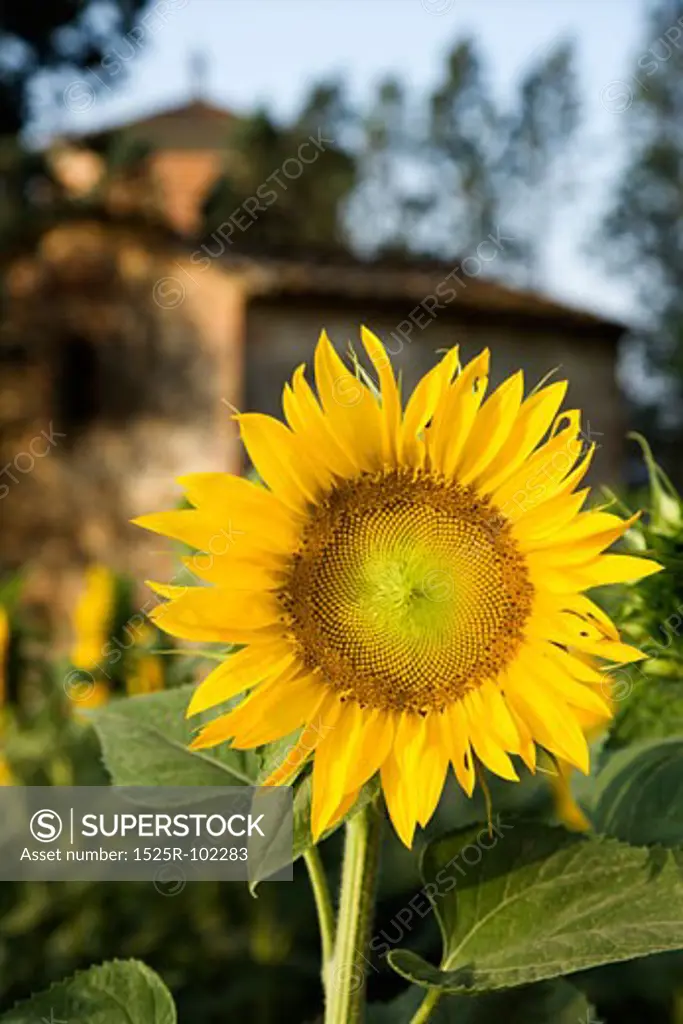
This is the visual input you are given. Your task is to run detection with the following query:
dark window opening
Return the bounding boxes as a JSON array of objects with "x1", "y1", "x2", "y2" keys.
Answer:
[{"x1": 55, "y1": 335, "x2": 101, "y2": 436}]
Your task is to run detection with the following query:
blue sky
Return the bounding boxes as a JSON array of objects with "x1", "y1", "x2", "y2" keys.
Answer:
[{"x1": 50, "y1": 0, "x2": 651, "y2": 323}]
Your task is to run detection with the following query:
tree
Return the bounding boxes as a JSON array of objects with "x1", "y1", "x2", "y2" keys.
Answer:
[
  {"x1": 499, "y1": 39, "x2": 579, "y2": 282},
  {"x1": 598, "y1": 0, "x2": 683, "y2": 438},
  {"x1": 348, "y1": 75, "x2": 429, "y2": 257},
  {"x1": 427, "y1": 39, "x2": 501, "y2": 257},
  {"x1": 202, "y1": 39, "x2": 580, "y2": 266},
  {"x1": 0, "y1": 1, "x2": 153, "y2": 246},
  {"x1": 351, "y1": 38, "x2": 579, "y2": 277},
  {"x1": 201, "y1": 83, "x2": 357, "y2": 255},
  {"x1": 0, "y1": 0, "x2": 147, "y2": 136}
]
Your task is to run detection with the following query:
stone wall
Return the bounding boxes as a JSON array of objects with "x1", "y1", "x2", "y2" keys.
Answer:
[
  {"x1": 0, "y1": 221, "x2": 245, "y2": 614},
  {"x1": 244, "y1": 299, "x2": 624, "y2": 487}
]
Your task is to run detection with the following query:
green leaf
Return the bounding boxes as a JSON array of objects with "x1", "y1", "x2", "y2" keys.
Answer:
[
  {"x1": 248, "y1": 775, "x2": 315, "y2": 889},
  {"x1": 368, "y1": 979, "x2": 594, "y2": 1023},
  {"x1": 388, "y1": 822, "x2": 683, "y2": 994},
  {"x1": 592, "y1": 736, "x2": 683, "y2": 847},
  {"x1": 0, "y1": 959, "x2": 176, "y2": 1023},
  {"x1": 605, "y1": 677, "x2": 683, "y2": 752},
  {"x1": 628, "y1": 432, "x2": 683, "y2": 536},
  {"x1": 91, "y1": 687, "x2": 374, "y2": 879},
  {"x1": 89, "y1": 686, "x2": 260, "y2": 787},
  {"x1": 250, "y1": 774, "x2": 321, "y2": 888}
]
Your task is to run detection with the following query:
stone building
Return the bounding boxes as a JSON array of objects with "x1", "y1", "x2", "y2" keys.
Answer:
[{"x1": 0, "y1": 99, "x2": 626, "y2": 610}]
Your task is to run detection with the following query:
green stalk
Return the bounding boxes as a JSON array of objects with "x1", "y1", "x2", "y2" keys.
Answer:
[
  {"x1": 410, "y1": 988, "x2": 442, "y2": 1024},
  {"x1": 304, "y1": 847, "x2": 336, "y2": 992},
  {"x1": 325, "y1": 802, "x2": 383, "y2": 1024}
]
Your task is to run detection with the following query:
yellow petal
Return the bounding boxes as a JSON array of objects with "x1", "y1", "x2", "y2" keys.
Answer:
[
  {"x1": 440, "y1": 700, "x2": 476, "y2": 796},
  {"x1": 284, "y1": 365, "x2": 357, "y2": 477},
  {"x1": 529, "y1": 510, "x2": 637, "y2": 551},
  {"x1": 381, "y1": 749, "x2": 417, "y2": 848},
  {"x1": 133, "y1": 507, "x2": 297, "y2": 557},
  {"x1": 478, "y1": 681, "x2": 522, "y2": 752},
  {"x1": 542, "y1": 643, "x2": 609, "y2": 685},
  {"x1": 491, "y1": 412, "x2": 583, "y2": 513},
  {"x1": 505, "y1": 670, "x2": 590, "y2": 773},
  {"x1": 502, "y1": 694, "x2": 537, "y2": 771},
  {"x1": 530, "y1": 653, "x2": 612, "y2": 719},
  {"x1": 555, "y1": 594, "x2": 620, "y2": 641},
  {"x1": 237, "y1": 413, "x2": 326, "y2": 510},
  {"x1": 476, "y1": 380, "x2": 568, "y2": 494},
  {"x1": 428, "y1": 349, "x2": 490, "y2": 477},
  {"x1": 361, "y1": 326, "x2": 401, "y2": 465},
  {"x1": 550, "y1": 761, "x2": 590, "y2": 832},
  {"x1": 310, "y1": 697, "x2": 358, "y2": 839},
  {"x1": 186, "y1": 641, "x2": 294, "y2": 716},
  {"x1": 261, "y1": 714, "x2": 332, "y2": 787},
  {"x1": 523, "y1": 606, "x2": 583, "y2": 645},
  {"x1": 458, "y1": 370, "x2": 525, "y2": 486},
  {"x1": 511, "y1": 488, "x2": 589, "y2": 544},
  {"x1": 386, "y1": 712, "x2": 424, "y2": 837},
  {"x1": 148, "y1": 584, "x2": 282, "y2": 644},
  {"x1": 190, "y1": 672, "x2": 323, "y2": 750},
  {"x1": 343, "y1": 708, "x2": 395, "y2": 793},
  {"x1": 525, "y1": 515, "x2": 640, "y2": 568},
  {"x1": 326, "y1": 788, "x2": 362, "y2": 830},
  {"x1": 574, "y1": 554, "x2": 663, "y2": 587},
  {"x1": 182, "y1": 554, "x2": 283, "y2": 589},
  {"x1": 401, "y1": 347, "x2": 460, "y2": 464},
  {"x1": 415, "y1": 715, "x2": 449, "y2": 827},
  {"x1": 313, "y1": 330, "x2": 383, "y2": 471},
  {"x1": 528, "y1": 553, "x2": 662, "y2": 592},
  {"x1": 230, "y1": 674, "x2": 327, "y2": 748},
  {"x1": 463, "y1": 692, "x2": 519, "y2": 781},
  {"x1": 178, "y1": 472, "x2": 298, "y2": 527}
]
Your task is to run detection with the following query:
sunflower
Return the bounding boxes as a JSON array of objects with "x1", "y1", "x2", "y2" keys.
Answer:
[
  {"x1": 135, "y1": 328, "x2": 660, "y2": 846},
  {"x1": 0, "y1": 605, "x2": 8, "y2": 709},
  {"x1": 71, "y1": 564, "x2": 115, "y2": 672}
]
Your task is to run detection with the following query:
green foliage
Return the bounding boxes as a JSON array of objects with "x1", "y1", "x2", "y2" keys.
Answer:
[
  {"x1": 0, "y1": 604, "x2": 325, "y2": 1021},
  {"x1": 89, "y1": 684, "x2": 377, "y2": 888},
  {"x1": 89, "y1": 685, "x2": 259, "y2": 787},
  {"x1": 368, "y1": 979, "x2": 593, "y2": 1023},
  {"x1": 604, "y1": 438, "x2": 683, "y2": 751},
  {"x1": 0, "y1": 868, "x2": 320, "y2": 1023},
  {"x1": 0, "y1": 960, "x2": 175, "y2": 1024},
  {"x1": 591, "y1": 737, "x2": 683, "y2": 847},
  {"x1": 0, "y1": 572, "x2": 23, "y2": 611},
  {"x1": 605, "y1": 676, "x2": 683, "y2": 752},
  {"x1": 419, "y1": 38, "x2": 577, "y2": 274},
  {"x1": 202, "y1": 95, "x2": 357, "y2": 254},
  {"x1": 388, "y1": 823, "x2": 683, "y2": 995},
  {"x1": 598, "y1": 0, "x2": 683, "y2": 435},
  {"x1": 202, "y1": 38, "x2": 578, "y2": 272},
  {"x1": 0, "y1": 1, "x2": 147, "y2": 134}
]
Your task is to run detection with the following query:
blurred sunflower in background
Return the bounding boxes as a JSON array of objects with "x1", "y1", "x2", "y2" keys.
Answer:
[
  {"x1": 70, "y1": 565, "x2": 116, "y2": 674},
  {"x1": 69, "y1": 564, "x2": 115, "y2": 710},
  {"x1": 136, "y1": 329, "x2": 660, "y2": 846},
  {"x1": 0, "y1": 605, "x2": 14, "y2": 786},
  {"x1": 125, "y1": 623, "x2": 165, "y2": 696}
]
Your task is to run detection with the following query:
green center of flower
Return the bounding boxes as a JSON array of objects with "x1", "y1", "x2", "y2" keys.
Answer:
[{"x1": 281, "y1": 469, "x2": 533, "y2": 713}]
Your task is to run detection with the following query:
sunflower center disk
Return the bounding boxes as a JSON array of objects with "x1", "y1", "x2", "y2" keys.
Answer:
[{"x1": 282, "y1": 469, "x2": 534, "y2": 714}]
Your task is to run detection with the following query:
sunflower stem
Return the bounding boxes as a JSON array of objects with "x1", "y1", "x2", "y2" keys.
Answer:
[
  {"x1": 325, "y1": 800, "x2": 383, "y2": 1024},
  {"x1": 304, "y1": 847, "x2": 336, "y2": 993},
  {"x1": 409, "y1": 987, "x2": 442, "y2": 1024}
]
